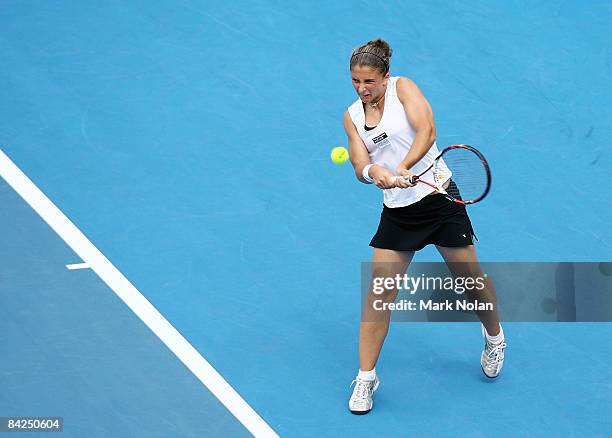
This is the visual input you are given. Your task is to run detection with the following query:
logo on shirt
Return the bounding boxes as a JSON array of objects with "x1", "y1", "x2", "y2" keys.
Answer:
[
  {"x1": 370, "y1": 131, "x2": 392, "y2": 151},
  {"x1": 372, "y1": 132, "x2": 389, "y2": 144}
]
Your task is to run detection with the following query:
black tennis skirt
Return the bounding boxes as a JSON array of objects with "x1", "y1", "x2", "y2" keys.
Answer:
[{"x1": 370, "y1": 187, "x2": 476, "y2": 251}]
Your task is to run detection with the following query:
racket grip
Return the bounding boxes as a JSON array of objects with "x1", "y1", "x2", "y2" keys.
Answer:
[{"x1": 393, "y1": 175, "x2": 418, "y2": 184}]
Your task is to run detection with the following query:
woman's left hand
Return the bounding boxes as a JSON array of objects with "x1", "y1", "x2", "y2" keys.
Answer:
[{"x1": 395, "y1": 167, "x2": 417, "y2": 188}]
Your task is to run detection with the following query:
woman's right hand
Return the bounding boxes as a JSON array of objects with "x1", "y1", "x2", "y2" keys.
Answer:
[{"x1": 369, "y1": 165, "x2": 399, "y2": 189}]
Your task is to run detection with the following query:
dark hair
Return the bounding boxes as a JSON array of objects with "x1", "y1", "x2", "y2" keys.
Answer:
[{"x1": 350, "y1": 39, "x2": 393, "y2": 74}]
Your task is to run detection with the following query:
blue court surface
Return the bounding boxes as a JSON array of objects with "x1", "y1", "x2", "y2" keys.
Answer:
[{"x1": 1, "y1": 1, "x2": 611, "y2": 437}]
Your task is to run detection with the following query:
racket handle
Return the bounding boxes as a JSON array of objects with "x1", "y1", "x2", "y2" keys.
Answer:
[
  {"x1": 392, "y1": 175, "x2": 418, "y2": 184},
  {"x1": 409, "y1": 175, "x2": 418, "y2": 184}
]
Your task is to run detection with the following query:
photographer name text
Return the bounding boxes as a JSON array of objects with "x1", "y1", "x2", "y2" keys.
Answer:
[{"x1": 373, "y1": 299, "x2": 493, "y2": 312}]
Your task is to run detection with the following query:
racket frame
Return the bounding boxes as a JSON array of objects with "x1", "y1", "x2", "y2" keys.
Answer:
[{"x1": 410, "y1": 144, "x2": 491, "y2": 205}]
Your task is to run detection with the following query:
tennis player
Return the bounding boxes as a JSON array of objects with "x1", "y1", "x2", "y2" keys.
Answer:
[{"x1": 344, "y1": 39, "x2": 507, "y2": 415}]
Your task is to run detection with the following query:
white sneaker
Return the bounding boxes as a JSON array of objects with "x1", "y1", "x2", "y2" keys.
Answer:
[
  {"x1": 481, "y1": 326, "x2": 507, "y2": 378},
  {"x1": 348, "y1": 376, "x2": 379, "y2": 415}
]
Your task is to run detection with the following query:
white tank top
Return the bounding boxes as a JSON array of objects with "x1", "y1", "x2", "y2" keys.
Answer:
[{"x1": 348, "y1": 76, "x2": 449, "y2": 208}]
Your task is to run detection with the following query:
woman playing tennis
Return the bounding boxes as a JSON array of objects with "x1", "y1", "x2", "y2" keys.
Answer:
[{"x1": 345, "y1": 38, "x2": 507, "y2": 415}]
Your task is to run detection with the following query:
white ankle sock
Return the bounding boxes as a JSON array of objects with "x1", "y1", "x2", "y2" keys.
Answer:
[
  {"x1": 484, "y1": 324, "x2": 504, "y2": 344},
  {"x1": 358, "y1": 368, "x2": 376, "y2": 381}
]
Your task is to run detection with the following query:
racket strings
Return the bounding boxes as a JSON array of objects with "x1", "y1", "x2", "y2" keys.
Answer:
[{"x1": 435, "y1": 148, "x2": 489, "y2": 202}]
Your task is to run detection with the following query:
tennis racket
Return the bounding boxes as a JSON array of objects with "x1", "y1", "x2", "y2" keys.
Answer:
[{"x1": 398, "y1": 144, "x2": 491, "y2": 205}]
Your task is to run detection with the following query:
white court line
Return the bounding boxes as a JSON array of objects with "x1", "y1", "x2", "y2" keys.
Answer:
[
  {"x1": 66, "y1": 262, "x2": 90, "y2": 270},
  {"x1": 0, "y1": 148, "x2": 279, "y2": 438}
]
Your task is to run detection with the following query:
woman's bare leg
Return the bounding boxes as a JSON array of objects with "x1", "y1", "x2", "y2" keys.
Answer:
[
  {"x1": 359, "y1": 248, "x2": 414, "y2": 371},
  {"x1": 435, "y1": 244, "x2": 500, "y2": 335}
]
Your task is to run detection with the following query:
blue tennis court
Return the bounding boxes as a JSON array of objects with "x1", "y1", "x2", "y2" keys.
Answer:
[{"x1": 1, "y1": 1, "x2": 611, "y2": 436}]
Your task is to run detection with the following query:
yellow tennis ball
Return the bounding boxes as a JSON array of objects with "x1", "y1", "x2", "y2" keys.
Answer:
[{"x1": 331, "y1": 146, "x2": 349, "y2": 164}]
